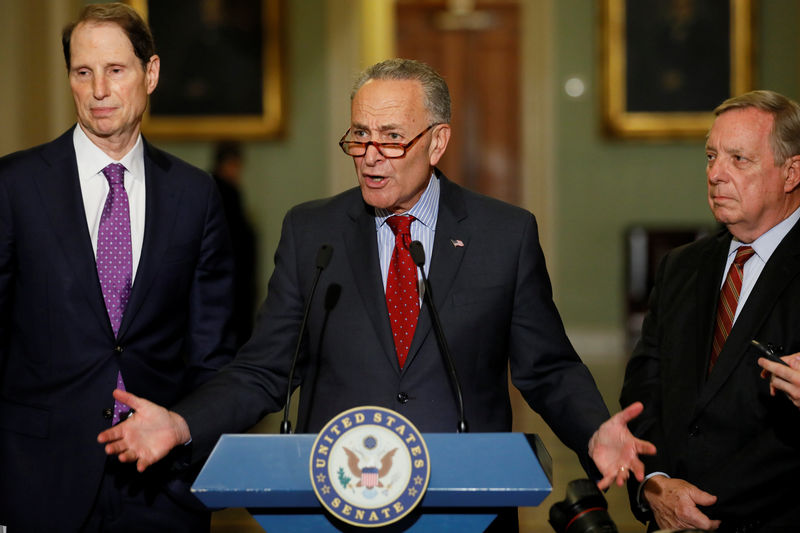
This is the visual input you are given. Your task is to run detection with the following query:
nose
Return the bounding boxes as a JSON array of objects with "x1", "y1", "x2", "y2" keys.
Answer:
[
  {"x1": 92, "y1": 74, "x2": 109, "y2": 100},
  {"x1": 707, "y1": 159, "x2": 724, "y2": 184},
  {"x1": 362, "y1": 142, "x2": 384, "y2": 165}
]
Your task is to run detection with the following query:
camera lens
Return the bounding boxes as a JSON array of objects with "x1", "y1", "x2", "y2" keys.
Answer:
[{"x1": 548, "y1": 479, "x2": 618, "y2": 533}]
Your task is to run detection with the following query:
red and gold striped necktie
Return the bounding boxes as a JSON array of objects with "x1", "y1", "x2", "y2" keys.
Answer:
[{"x1": 709, "y1": 245, "x2": 755, "y2": 373}]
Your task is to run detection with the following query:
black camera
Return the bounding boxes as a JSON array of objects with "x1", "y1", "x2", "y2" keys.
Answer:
[{"x1": 549, "y1": 479, "x2": 618, "y2": 533}]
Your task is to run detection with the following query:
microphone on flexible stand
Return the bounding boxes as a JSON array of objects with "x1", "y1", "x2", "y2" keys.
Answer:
[
  {"x1": 409, "y1": 241, "x2": 468, "y2": 433},
  {"x1": 280, "y1": 244, "x2": 333, "y2": 434}
]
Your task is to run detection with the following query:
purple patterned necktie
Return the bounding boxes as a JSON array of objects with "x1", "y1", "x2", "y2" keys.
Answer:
[{"x1": 98, "y1": 163, "x2": 132, "y2": 424}]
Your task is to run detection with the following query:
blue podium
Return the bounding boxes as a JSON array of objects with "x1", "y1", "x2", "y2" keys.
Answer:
[{"x1": 192, "y1": 432, "x2": 552, "y2": 532}]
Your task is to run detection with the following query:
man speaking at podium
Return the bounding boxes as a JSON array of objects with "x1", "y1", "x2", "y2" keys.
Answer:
[{"x1": 99, "y1": 59, "x2": 654, "y2": 506}]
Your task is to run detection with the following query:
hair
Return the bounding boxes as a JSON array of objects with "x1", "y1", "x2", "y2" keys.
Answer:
[
  {"x1": 351, "y1": 58, "x2": 451, "y2": 124},
  {"x1": 62, "y1": 2, "x2": 155, "y2": 71},
  {"x1": 714, "y1": 90, "x2": 800, "y2": 165}
]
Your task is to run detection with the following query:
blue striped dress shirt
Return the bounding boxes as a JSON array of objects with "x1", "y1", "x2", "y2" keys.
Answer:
[{"x1": 375, "y1": 173, "x2": 439, "y2": 300}]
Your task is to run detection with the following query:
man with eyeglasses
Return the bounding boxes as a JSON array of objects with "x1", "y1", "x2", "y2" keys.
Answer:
[{"x1": 98, "y1": 59, "x2": 655, "y2": 517}]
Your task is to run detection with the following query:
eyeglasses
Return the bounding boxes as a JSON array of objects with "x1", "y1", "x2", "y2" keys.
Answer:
[{"x1": 338, "y1": 124, "x2": 438, "y2": 158}]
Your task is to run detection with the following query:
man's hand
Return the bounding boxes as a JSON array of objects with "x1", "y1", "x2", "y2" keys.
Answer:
[
  {"x1": 97, "y1": 389, "x2": 190, "y2": 472},
  {"x1": 588, "y1": 402, "x2": 657, "y2": 490},
  {"x1": 758, "y1": 352, "x2": 800, "y2": 408},
  {"x1": 643, "y1": 475, "x2": 721, "y2": 530}
]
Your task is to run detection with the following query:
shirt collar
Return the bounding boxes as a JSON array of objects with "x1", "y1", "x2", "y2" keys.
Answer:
[
  {"x1": 729, "y1": 205, "x2": 800, "y2": 262},
  {"x1": 374, "y1": 172, "x2": 440, "y2": 230},
  {"x1": 73, "y1": 124, "x2": 145, "y2": 184}
]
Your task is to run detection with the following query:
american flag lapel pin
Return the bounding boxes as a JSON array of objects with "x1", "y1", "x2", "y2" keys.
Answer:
[{"x1": 450, "y1": 238, "x2": 464, "y2": 248}]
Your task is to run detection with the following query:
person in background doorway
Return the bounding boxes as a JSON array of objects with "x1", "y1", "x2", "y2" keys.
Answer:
[{"x1": 212, "y1": 141, "x2": 258, "y2": 348}]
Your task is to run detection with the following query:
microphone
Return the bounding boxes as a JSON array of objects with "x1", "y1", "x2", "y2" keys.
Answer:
[
  {"x1": 409, "y1": 241, "x2": 468, "y2": 433},
  {"x1": 280, "y1": 244, "x2": 333, "y2": 434}
]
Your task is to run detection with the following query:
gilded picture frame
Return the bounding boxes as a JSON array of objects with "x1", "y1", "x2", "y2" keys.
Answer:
[
  {"x1": 600, "y1": 0, "x2": 753, "y2": 139},
  {"x1": 128, "y1": 0, "x2": 284, "y2": 139}
]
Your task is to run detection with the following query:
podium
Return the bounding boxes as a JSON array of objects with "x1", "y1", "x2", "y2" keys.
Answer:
[{"x1": 192, "y1": 432, "x2": 553, "y2": 532}]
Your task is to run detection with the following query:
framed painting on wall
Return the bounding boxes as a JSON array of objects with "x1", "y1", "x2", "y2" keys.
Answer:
[
  {"x1": 127, "y1": 0, "x2": 284, "y2": 139},
  {"x1": 601, "y1": 0, "x2": 753, "y2": 139}
]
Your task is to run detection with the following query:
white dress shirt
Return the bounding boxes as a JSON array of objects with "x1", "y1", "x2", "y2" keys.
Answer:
[
  {"x1": 724, "y1": 204, "x2": 800, "y2": 324},
  {"x1": 73, "y1": 125, "x2": 146, "y2": 285}
]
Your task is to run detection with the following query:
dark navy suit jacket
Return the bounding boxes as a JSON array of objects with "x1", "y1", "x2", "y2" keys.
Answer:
[
  {"x1": 176, "y1": 171, "x2": 610, "y2": 477},
  {"x1": 0, "y1": 127, "x2": 235, "y2": 531},
  {"x1": 621, "y1": 223, "x2": 800, "y2": 529}
]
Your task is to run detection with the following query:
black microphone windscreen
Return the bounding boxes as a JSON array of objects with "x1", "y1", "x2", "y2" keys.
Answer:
[
  {"x1": 316, "y1": 244, "x2": 333, "y2": 270},
  {"x1": 409, "y1": 241, "x2": 425, "y2": 267}
]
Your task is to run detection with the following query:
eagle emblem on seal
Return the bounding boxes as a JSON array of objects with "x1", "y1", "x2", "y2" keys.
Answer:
[
  {"x1": 309, "y1": 406, "x2": 431, "y2": 527},
  {"x1": 344, "y1": 444, "x2": 397, "y2": 490}
]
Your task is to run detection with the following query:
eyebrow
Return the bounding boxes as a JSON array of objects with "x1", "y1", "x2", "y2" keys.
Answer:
[
  {"x1": 70, "y1": 61, "x2": 126, "y2": 71},
  {"x1": 351, "y1": 122, "x2": 405, "y2": 133},
  {"x1": 722, "y1": 145, "x2": 747, "y2": 155},
  {"x1": 707, "y1": 143, "x2": 757, "y2": 161}
]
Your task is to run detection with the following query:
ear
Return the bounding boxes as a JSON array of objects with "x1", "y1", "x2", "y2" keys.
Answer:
[
  {"x1": 784, "y1": 154, "x2": 800, "y2": 193},
  {"x1": 145, "y1": 55, "x2": 160, "y2": 95},
  {"x1": 428, "y1": 124, "x2": 451, "y2": 166}
]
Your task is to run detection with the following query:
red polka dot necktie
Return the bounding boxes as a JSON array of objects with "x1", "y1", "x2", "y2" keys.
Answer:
[
  {"x1": 385, "y1": 215, "x2": 419, "y2": 369},
  {"x1": 709, "y1": 245, "x2": 755, "y2": 374},
  {"x1": 98, "y1": 163, "x2": 132, "y2": 424}
]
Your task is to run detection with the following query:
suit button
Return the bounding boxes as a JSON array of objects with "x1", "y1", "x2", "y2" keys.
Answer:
[
  {"x1": 114, "y1": 345, "x2": 123, "y2": 353},
  {"x1": 396, "y1": 392, "x2": 409, "y2": 404},
  {"x1": 688, "y1": 425, "x2": 700, "y2": 437},
  {"x1": 102, "y1": 408, "x2": 114, "y2": 420}
]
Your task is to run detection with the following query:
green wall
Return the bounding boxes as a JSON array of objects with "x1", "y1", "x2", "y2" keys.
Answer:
[
  {"x1": 145, "y1": 0, "x2": 800, "y2": 333},
  {"x1": 154, "y1": 0, "x2": 328, "y2": 301},
  {"x1": 552, "y1": 0, "x2": 800, "y2": 331}
]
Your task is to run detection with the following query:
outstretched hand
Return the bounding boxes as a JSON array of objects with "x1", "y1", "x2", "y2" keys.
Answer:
[
  {"x1": 97, "y1": 389, "x2": 190, "y2": 472},
  {"x1": 643, "y1": 475, "x2": 721, "y2": 530},
  {"x1": 588, "y1": 401, "x2": 657, "y2": 490}
]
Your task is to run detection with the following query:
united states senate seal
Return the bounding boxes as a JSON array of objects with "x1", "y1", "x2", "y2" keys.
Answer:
[{"x1": 309, "y1": 406, "x2": 430, "y2": 527}]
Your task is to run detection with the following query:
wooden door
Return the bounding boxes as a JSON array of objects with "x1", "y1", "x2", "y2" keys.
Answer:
[{"x1": 396, "y1": 0, "x2": 520, "y2": 205}]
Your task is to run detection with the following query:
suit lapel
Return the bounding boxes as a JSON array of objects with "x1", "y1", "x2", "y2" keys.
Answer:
[
  {"x1": 117, "y1": 140, "x2": 180, "y2": 338},
  {"x1": 344, "y1": 197, "x2": 399, "y2": 372},
  {"x1": 35, "y1": 128, "x2": 112, "y2": 335},
  {"x1": 404, "y1": 174, "x2": 469, "y2": 370},
  {"x1": 697, "y1": 221, "x2": 800, "y2": 412}
]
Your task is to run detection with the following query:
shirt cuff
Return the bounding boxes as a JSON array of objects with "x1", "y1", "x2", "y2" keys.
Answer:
[{"x1": 637, "y1": 471, "x2": 670, "y2": 512}]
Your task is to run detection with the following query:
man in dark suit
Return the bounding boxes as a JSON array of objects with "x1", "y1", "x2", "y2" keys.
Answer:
[
  {"x1": 99, "y1": 59, "x2": 654, "y2": 500},
  {"x1": 0, "y1": 4, "x2": 235, "y2": 532},
  {"x1": 620, "y1": 90, "x2": 800, "y2": 532}
]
